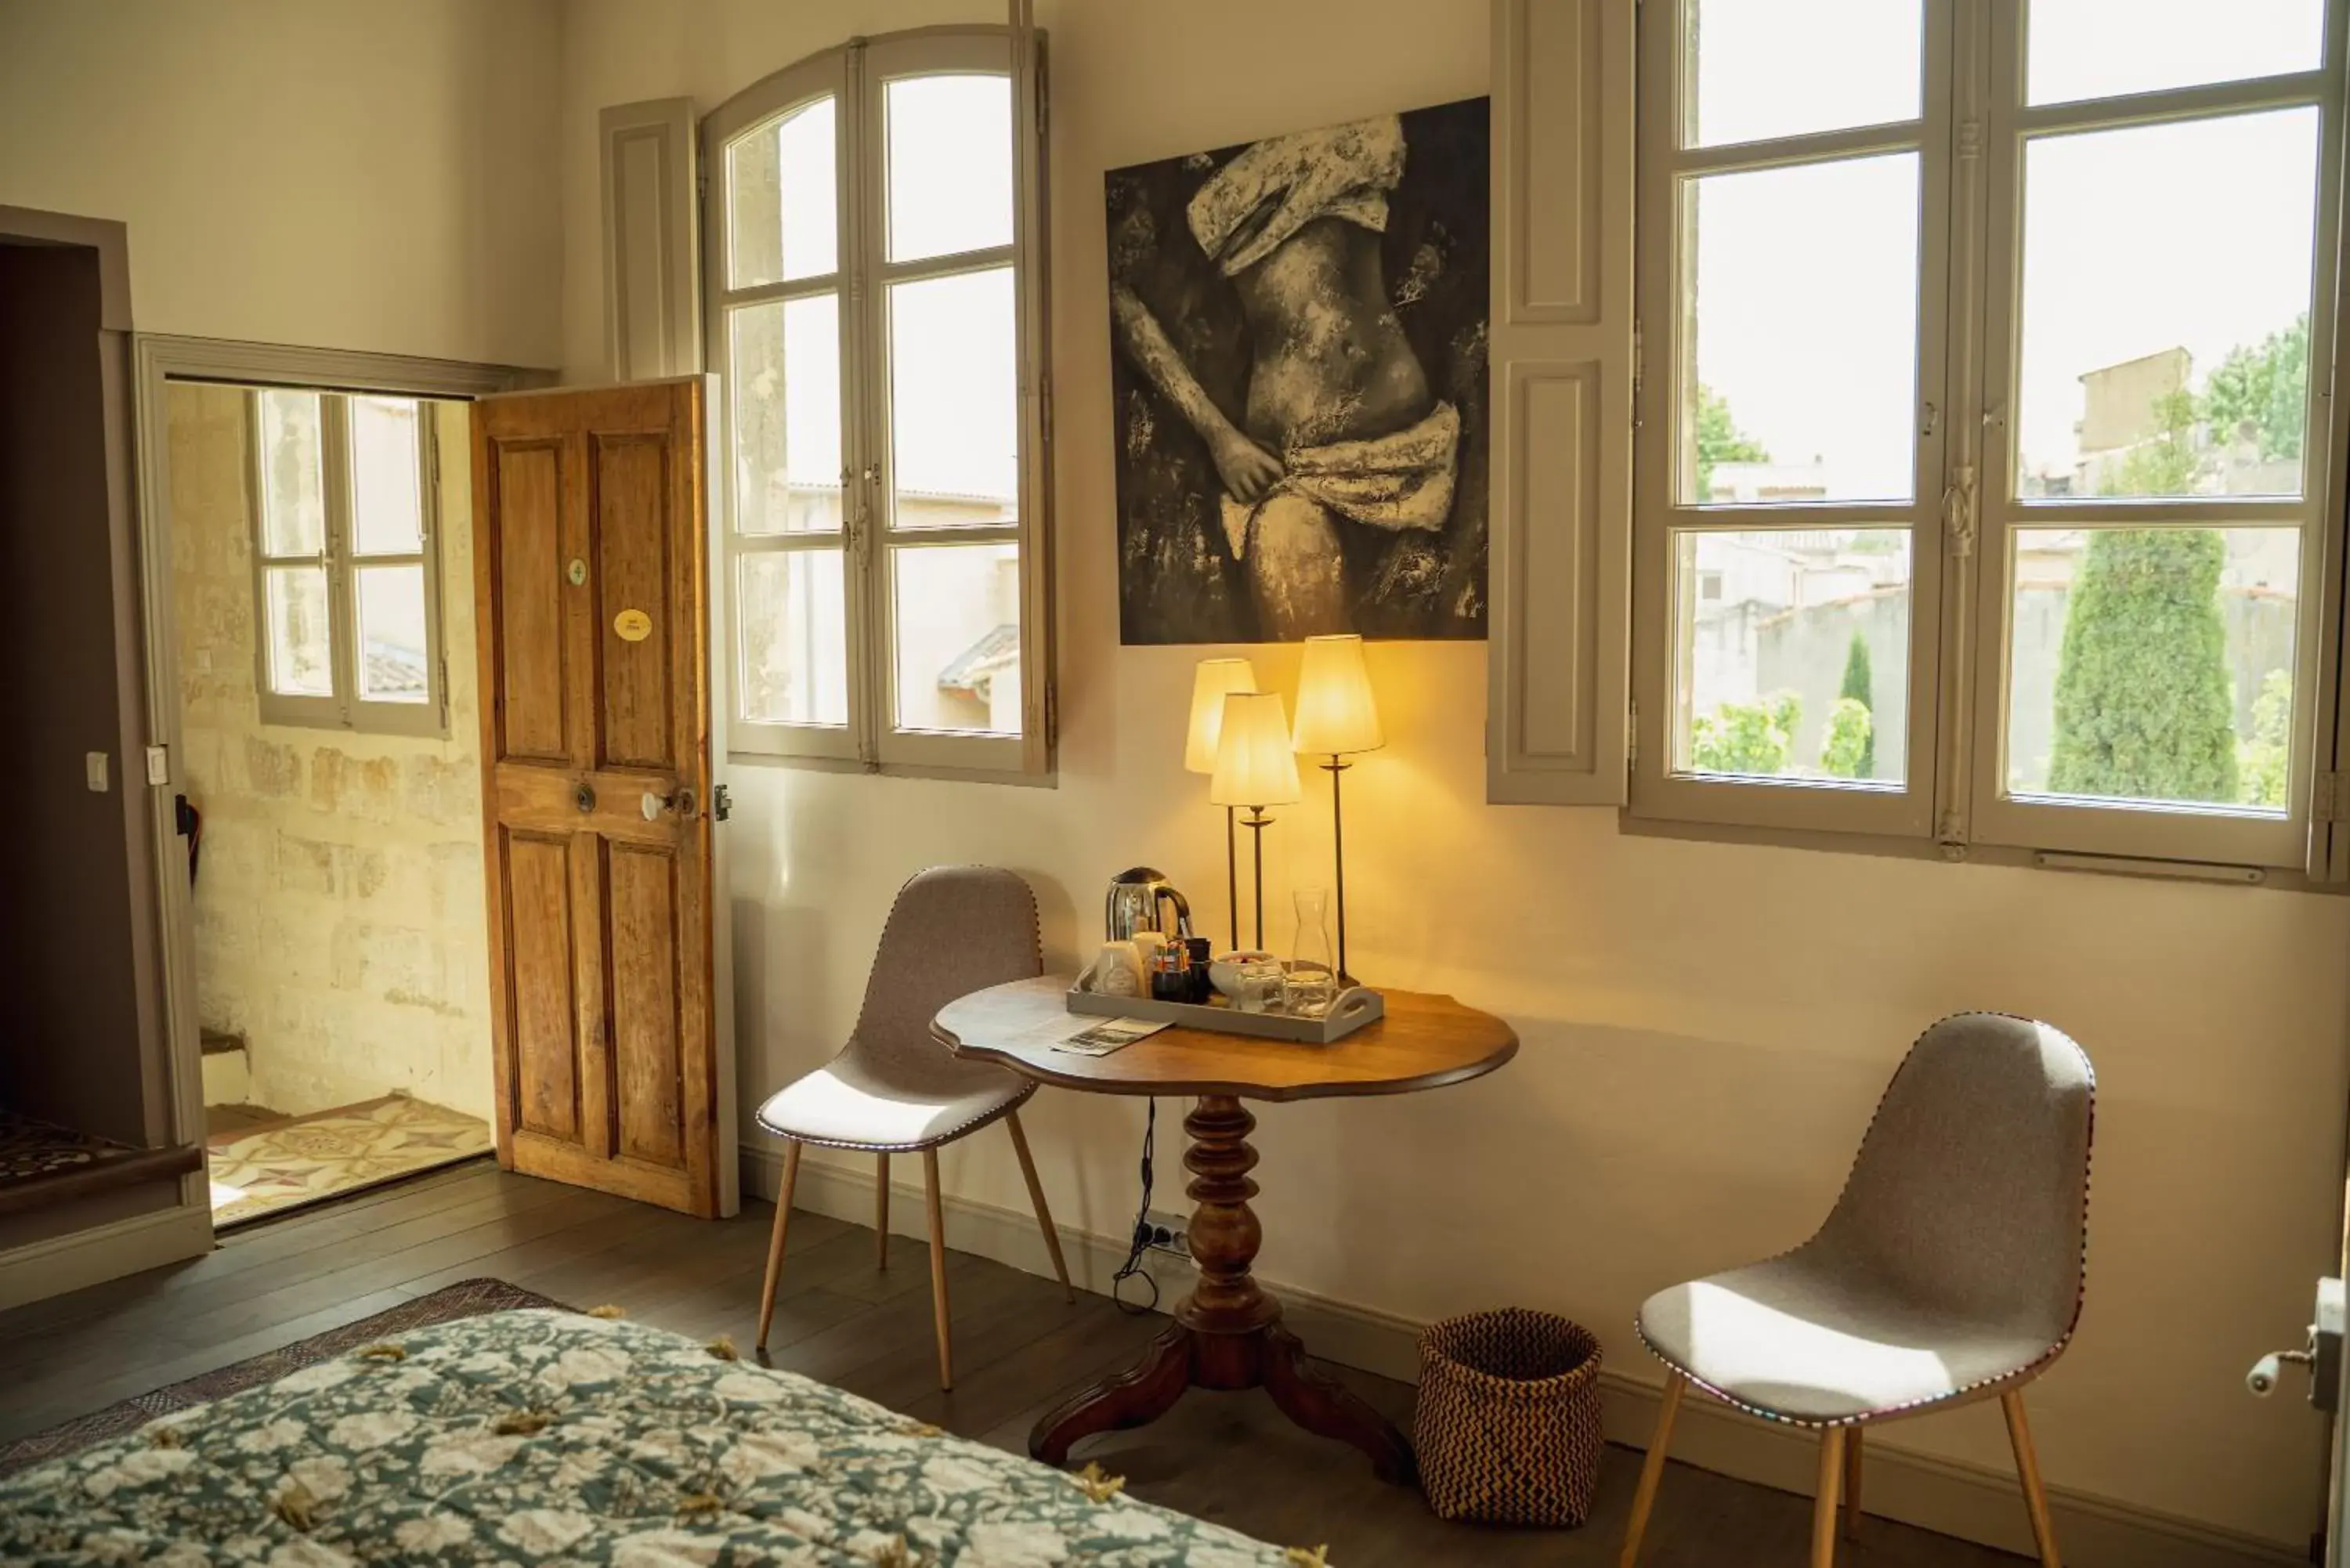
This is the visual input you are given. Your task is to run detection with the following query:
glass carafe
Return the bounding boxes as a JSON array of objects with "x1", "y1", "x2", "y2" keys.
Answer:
[{"x1": 1284, "y1": 888, "x2": 1336, "y2": 1017}]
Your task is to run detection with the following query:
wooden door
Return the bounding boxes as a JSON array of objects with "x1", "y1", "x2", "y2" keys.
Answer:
[{"x1": 472, "y1": 380, "x2": 722, "y2": 1217}]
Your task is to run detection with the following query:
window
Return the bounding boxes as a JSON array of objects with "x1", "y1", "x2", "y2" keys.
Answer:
[
  {"x1": 1632, "y1": 0, "x2": 2347, "y2": 870},
  {"x1": 704, "y1": 28, "x2": 1051, "y2": 776},
  {"x1": 248, "y1": 389, "x2": 446, "y2": 735}
]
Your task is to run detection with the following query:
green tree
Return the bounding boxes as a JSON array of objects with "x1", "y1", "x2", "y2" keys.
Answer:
[
  {"x1": 2100, "y1": 387, "x2": 2202, "y2": 497},
  {"x1": 2205, "y1": 313, "x2": 2309, "y2": 464},
  {"x1": 1691, "y1": 692, "x2": 1801, "y2": 777},
  {"x1": 2046, "y1": 528, "x2": 2239, "y2": 803},
  {"x1": 1694, "y1": 384, "x2": 1770, "y2": 500},
  {"x1": 1820, "y1": 697, "x2": 1875, "y2": 781},
  {"x1": 2236, "y1": 668, "x2": 2294, "y2": 808},
  {"x1": 1836, "y1": 631, "x2": 1876, "y2": 778}
]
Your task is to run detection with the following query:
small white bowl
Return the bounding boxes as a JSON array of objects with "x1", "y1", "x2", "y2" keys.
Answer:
[{"x1": 1207, "y1": 950, "x2": 1274, "y2": 993}]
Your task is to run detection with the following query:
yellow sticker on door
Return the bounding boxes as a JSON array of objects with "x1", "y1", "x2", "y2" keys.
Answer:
[{"x1": 613, "y1": 609, "x2": 653, "y2": 643}]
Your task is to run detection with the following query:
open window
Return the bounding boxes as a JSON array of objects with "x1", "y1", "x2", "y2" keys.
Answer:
[{"x1": 703, "y1": 27, "x2": 1053, "y2": 779}]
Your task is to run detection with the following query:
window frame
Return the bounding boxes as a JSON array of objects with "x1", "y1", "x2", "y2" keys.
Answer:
[
  {"x1": 702, "y1": 26, "x2": 1054, "y2": 781},
  {"x1": 1632, "y1": 0, "x2": 1957, "y2": 840},
  {"x1": 245, "y1": 388, "x2": 447, "y2": 738},
  {"x1": 1964, "y1": 2, "x2": 2349, "y2": 869},
  {"x1": 1627, "y1": 0, "x2": 2350, "y2": 873}
]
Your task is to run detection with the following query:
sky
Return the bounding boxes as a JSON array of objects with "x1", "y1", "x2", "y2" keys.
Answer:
[
  {"x1": 1688, "y1": 0, "x2": 2326, "y2": 502},
  {"x1": 752, "y1": 79, "x2": 1018, "y2": 510}
]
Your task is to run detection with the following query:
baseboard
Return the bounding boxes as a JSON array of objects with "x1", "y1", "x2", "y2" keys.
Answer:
[
  {"x1": 0, "y1": 1197, "x2": 213, "y2": 1312},
  {"x1": 745, "y1": 1145, "x2": 2298, "y2": 1568}
]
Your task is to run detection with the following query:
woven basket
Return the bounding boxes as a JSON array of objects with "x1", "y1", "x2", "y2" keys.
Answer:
[{"x1": 1414, "y1": 1308, "x2": 1604, "y2": 1526}]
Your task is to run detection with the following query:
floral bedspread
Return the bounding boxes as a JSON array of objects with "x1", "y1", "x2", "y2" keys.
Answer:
[{"x1": 0, "y1": 1309, "x2": 1293, "y2": 1566}]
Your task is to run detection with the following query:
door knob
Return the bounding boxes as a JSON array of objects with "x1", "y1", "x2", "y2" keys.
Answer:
[
  {"x1": 641, "y1": 787, "x2": 699, "y2": 821},
  {"x1": 574, "y1": 783, "x2": 595, "y2": 813}
]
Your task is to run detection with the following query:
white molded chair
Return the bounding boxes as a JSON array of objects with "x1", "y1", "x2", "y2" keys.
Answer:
[
  {"x1": 1620, "y1": 1013, "x2": 2095, "y2": 1568},
  {"x1": 752, "y1": 866, "x2": 1072, "y2": 1388}
]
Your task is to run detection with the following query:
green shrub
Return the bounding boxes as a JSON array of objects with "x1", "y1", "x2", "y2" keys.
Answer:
[{"x1": 2047, "y1": 529, "x2": 2238, "y2": 804}]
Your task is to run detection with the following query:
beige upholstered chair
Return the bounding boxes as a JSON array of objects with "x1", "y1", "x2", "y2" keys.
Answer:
[
  {"x1": 753, "y1": 866, "x2": 1072, "y2": 1389},
  {"x1": 1620, "y1": 1013, "x2": 2095, "y2": 1568}
]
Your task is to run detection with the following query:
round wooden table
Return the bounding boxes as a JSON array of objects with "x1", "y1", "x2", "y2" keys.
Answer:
[{"x1": 932, "y1": 975, "x2": 1517, "y2": 1483}]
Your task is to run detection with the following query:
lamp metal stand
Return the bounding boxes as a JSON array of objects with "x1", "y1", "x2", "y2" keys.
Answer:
[
  {"x1": 1240, "y1": 806, "x2": 1274, "y2": 950},
  {"x1": 1224, "y1": 804, "x2": 1240, "y2": 952},
  {"x1": 1320, "y1": 755, "x2": 1353, "y2": 984}
]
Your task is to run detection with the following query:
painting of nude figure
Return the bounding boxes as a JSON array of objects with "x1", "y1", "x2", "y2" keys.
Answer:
[{"x1": 1107, "y1": 96, "x2": 1490, "y2": 645}]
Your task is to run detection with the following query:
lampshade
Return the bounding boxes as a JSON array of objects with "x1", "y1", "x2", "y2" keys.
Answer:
[
  {"x1": 1210, "y1": 692, "x2": 1302, "y2": 807},
  {"x1": 1291, "y1": 634, "x2": 1384, "y2": 757},
  {"x1": 1184, "y1": 657, "x2": 1260, "y2": 774}
]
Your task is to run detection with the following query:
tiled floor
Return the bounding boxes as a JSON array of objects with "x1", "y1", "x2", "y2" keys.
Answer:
[{"x1": 203, "y1": 1093, "x2": 491, "y2": 1227}]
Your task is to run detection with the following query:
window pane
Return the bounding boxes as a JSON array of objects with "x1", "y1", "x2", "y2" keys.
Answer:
[
  {"x1": 888, "y1": 268, "x2": 1018, "y2": 526},
  {"x1": 264, "y1": 565, "x2": 333, "y2": 698},
  {"x1": 730, "y1": 295, "x2": 844, "y2": 535},
  {"x1": 1671, "y1": 529, "x2": 1911, "y2": 785},
  {"x1": 892, "y1": 543, "x2": 1020, "y2": 735},
  {"x1": 739, "y1": 549, "x2": 848, "y2": 726},
  {"x1": 728, "y1": 97, "x2": 837, "y2": 287},
  {"x1": 355, "y1": 565, "x2": 429, "y2": 704},
  {"x1": 257, "y1": 391, "x2": 325, "y2": 558},
  {"x1": 1681, "y1": 154, "x2": 1920, "y2": 504},
  {"x1": 2028, "y1": 0, "x2": 2323, "y2": 107},
  {"x1": 2016, "y1": 110, "x2": 2319, "y2": 501},
  {"x1": 886, "y1": 74, "x2": 1014, "y2": 263},
  {"x1": 1690, "y1": 0, "x2": 1922, "y2": 147},
  {"x1": 2005, "y1": 526, "x2": 2299, "y2": 812},
  {"x1": 349, "y1": 396, "x2": 423, "y2": 555}
]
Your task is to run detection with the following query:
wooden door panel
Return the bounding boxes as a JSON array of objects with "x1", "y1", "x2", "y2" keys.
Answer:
[
  {"x1": 491, "y1": 442, "x2": 569, "y2": 762},
  {"x1": 503, "y1": 831, "x2": 580, "y2": 1143},
  {"x1": 608, "y1": 843, "x2": 683, "y2": 1169},
  {"x1": 593, "y1": 433, "x2": 675, "y2": 771},
  {"x1": 474, "y1": 379, "x2": 717, "y2": 1218}
]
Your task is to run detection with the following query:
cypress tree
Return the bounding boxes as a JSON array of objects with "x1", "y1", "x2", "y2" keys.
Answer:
[
  {"x1": 2046, "y1": 529, "x2": 2238, "y2": 803},
  {"x1": 1838, "y1": 631, "x2": 1875, "y2": 778}
]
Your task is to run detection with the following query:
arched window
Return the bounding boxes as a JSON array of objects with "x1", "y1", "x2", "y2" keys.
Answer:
[{"x1": 704, "y1": 27, "x2": 1051, "y2": 778}]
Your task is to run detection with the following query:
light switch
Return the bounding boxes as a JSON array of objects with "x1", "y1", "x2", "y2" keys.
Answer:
[{"x1": 85, "y1": 751, "x2": 109, "y2": 793}]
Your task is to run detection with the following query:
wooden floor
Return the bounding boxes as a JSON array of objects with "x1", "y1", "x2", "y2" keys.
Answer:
[{"x1": 0, "y1": 1160, "x2": 2026, "y2": 1566}]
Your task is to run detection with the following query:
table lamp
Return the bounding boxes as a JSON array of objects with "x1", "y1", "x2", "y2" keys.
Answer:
[
  {"x1": 1209, "y1": 690, "x2": 1300, "y2": 951},
  {"x1": 1184, "y1": 657, "x2": 1260, "y2": 952},
  {"x1": 1291, "y1": 634, "x2": 1383, "y2": 984}
]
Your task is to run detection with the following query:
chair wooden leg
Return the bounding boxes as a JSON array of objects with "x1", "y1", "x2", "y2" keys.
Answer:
[
  {"x1": 923, "y1": 1147, "x2": 953, "y2": 1390},
  {"x1": 754, "y1": 1140, "x2": 803, "y2": 1351},
  {"x1": 2001, "y1": 1391, "x2": 2063, "y2": 1568},
  {"x1": 1006, "y1": 1111, "x2": 1073, "y2": 1302},
  {"x1": 1812, "y1": 1427, "x2": 1846, "y2": 1568},
  {"x1": 1842, "y1": 1425, "x2": 1864, "y2": 1539},
  {"x1": 1618, "y1": 1371, "x2": 1687, "y2": 1568},
  {"x1": 875, "y1": 1152, "x2": 891, "y2": 1271}
]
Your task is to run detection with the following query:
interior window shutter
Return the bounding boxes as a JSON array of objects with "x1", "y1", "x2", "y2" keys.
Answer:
[
  {"x1": 601, "y1": 97, "x2": 703, "y2": 381},
  {"x1": 1485, "y1": 0, "x2": 1633, "y2": 805}
]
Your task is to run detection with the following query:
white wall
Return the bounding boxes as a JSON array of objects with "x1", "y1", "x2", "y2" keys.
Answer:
[
  {"x1": 168, "y1": 387, "x2": 494, "y2": 1122},
  {"x1": 567, "y1": 0, "x2": 2341, "y2": 1548},
  {"x1": 0, "y1": 0, "x2": 565, "y2": 367}
]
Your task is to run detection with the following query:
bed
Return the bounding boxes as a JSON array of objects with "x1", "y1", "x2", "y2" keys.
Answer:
[{"x1": 0, "y1": 1308, "x2": 1300, "y2": 1566}]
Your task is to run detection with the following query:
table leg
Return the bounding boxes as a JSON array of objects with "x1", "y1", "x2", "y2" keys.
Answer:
[{"x1": 1029, "y1": 1094, "x2": 1415, "y2": 1483}]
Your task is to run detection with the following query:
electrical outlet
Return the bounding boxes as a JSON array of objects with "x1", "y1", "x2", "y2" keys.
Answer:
[{"x1": 1144, "y1": 1209, "x2": 1191, "y2": 1260}]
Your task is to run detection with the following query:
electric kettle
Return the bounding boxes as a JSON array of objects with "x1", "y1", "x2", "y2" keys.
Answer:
[{"x1": 1104, "y1": 867, "x2": 1192, "y2": 942}]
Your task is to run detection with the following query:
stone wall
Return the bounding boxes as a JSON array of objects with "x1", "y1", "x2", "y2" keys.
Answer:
[{"x1": 168, "y1": 384, "x2": 493, "y2": 1121}]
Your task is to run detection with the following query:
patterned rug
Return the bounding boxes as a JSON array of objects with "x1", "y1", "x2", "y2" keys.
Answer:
[
  {"x1": 0, "y1": 1108, "x2": 136, "y2": 1185},
  {"x1": 0, "y1": 1277, "x2": 562, "y2": 1478},
  {"x1": 206, "y1": 1094, "x2": 494, "y2": 1226}
]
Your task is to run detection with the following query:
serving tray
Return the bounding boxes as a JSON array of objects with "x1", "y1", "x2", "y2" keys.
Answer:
[{"x1": 1065, "y1": 984, "x2": 1384, "y2": 1043}]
